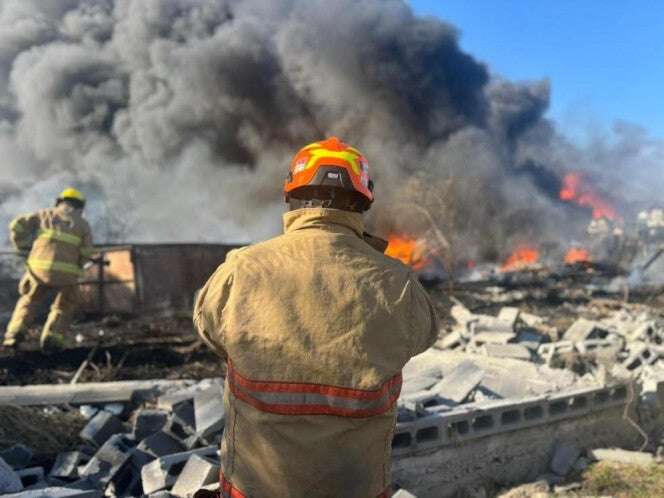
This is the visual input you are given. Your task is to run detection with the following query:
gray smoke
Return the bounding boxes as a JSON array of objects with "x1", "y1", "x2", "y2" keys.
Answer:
[{"x1": 0, "y1": 0, "x2": 661, "y2": 264}]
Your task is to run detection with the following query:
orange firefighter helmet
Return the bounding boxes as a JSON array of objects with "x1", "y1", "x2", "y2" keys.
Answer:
[{"x1": 284, "y1": 137, "x2": 374, "y2": 204}]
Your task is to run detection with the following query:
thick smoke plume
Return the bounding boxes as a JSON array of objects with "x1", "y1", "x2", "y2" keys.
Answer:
[{"x1": 0, "y1": 0, "x2": 662, "y2": 264}]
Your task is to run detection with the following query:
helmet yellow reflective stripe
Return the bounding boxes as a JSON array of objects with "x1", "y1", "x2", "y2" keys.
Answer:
[
  {"x1": 27, "y1": 258, "x2": 83, "y2": 276},
  {"x1": 38, "y1": 229, "x2": 82, "y2": 246},
  {"x1": 305, "y1": 149, "x2": 362, "y2": 175},
  {"x1": 59, "y1": 187, "x2": 86, "y2": 204}
]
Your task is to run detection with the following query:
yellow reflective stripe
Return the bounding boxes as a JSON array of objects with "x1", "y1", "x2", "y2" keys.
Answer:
[
  {"x1": 38, "y1": 229, "x2": 82, "y2": 246},
  {"x1": 9, "y1": 218, "x2": 24, "y2": 233},
  {"x1": 27, "y1": 258, "x2": 83, "y2": 276},
  {"x1": 305, "y1": 149, "x2": 361, "y2": 174}
]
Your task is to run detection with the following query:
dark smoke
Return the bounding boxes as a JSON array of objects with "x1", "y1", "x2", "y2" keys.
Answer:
[{"x1": 0, "y1": 0, "x2": 661, "y2": 263}]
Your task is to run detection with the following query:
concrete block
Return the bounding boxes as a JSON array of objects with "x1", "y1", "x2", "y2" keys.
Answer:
[
  {"x1": 157, "y1": 389, "x2": 197, "y2": 411},
  {"x1": 171, "y1": 401, "x2": 196, "y2": 436},
  {"x1": 138, "y1": 431, "x2": 186, "y2": 457},
  {"x1": 0, "y1": 456, "x2": 23, "y2": 494},
  {"x1": 497, "y1": 307, "x2": 521, "y2": 330},
  {"x1": 392, "y1": 490, "x2": 418, "y2": 497},
  {"x1": 0, "y1": 445, "x2": 33, "y2": 470},
  {"x1": 130, "y1": 448, "x2": 155, "y2": 471},
  {"x1": 472, "y1": 317, "x2": 514, "y2": 334},
  {"x1": 589, "y1": 448, "x2": 655, "y2": 467},
  {"x1": 134, "y1": 410, "x2": 170, "y2": 441},
  {"x1": 78, "y1": 406, "x2": 99, "y2": 420},
  {"x1": 431, "y1": 360, "x2": 484, "y2": 404},
  {"x1": 550, "y1": 441, "x2": 580, "y2": 476},
  {"x1": 79, "y1": 434, "x2": 135, "y2": 485},
  {"x1": 16, "y1": 467, "x2": 44, "y2": 488},
  {"x1": 49, "y1": 452, "x2": 89, "y2": 480},
  {"x1": 402, "y1": 375, "x2": 440, "y2": 395},
  {"x1": 2, "y1": 487, "x2": 102, "y2": 498},
  {"x1": 141, "y1": 447, "x2": 218, "y2": 494},
  {"x1": 194, "y1": 385, "x2": 225, "y2": 439},
  {"x1": 451, "y1": 304, "x2": 473, "y2": 325},
  {"x1": 438, "y1": 329, "x2": 464, "y2": 350},
  {"x1": 563, "y1": 318, "x2": 611, "y2": 342},
  {"x1": 171, "y1": 455, "x2": 220, "y2": 498},
  {"x1": 401, "y1": 391, "x2": 450, "y2": 413},
  {"x1": 623, "y1": 342, "x2": 659, "y2": 370},
  {"x1": 481, "y1": 343, "x2": 531, "y2": 361},
  {"x1": 471, "y1": 332, "x2": 516, "y2": 346},
  {"x1": 79, "y1": 410, "x2": 127, "y2": 447}
]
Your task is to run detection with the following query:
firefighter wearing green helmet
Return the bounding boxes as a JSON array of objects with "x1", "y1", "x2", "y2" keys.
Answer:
[{"x1": 2, "y1": 187, "x2": 93, "y2": 352}]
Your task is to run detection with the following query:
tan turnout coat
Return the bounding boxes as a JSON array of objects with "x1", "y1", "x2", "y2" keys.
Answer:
[
  {"x1": 194, "y1": 208, "x2": 439, "y2": 498},
  {"x1": 10, "y1": 206, "x2": 93, "y2": 286}
]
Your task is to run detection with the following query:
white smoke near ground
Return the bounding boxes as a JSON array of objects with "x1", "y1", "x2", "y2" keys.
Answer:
[{"x1": 0, "y1": 0, "x2": 662, "y2": 265}]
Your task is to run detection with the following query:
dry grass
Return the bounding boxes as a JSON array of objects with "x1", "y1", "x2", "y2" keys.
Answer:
[
  {"x1": 0, "y1": 405, "x2": 86, "y2": 457},
  {"x1": 579, "y1": 461, "x2": 664, "y2": 498}
]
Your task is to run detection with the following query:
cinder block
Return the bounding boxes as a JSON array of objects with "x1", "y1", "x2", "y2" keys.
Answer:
[
  {"x1": 564, "y1": 318, "x2": 611, "y2": 342},
  {"x1": 171, "y1": 454, "x2": 220, "y2": 497},
  {"x1": 431, "y1": 360, "x2": 484, "y2": 404},
  {"x1": 141, "y1": 447, "x2": 218, "y2": 494},
  {"x1": 134, "y1": 410, "x2": 170, "y2": 441},
  {"x1": 497, "y1": 307, "x2": 521, "y2": 330},
  {"x1": 471, "y1": 331, "x2": 516, "y2": 346},
  {"x1": 0, "y1": 456, "x2": 23, "y2": 494},
  {"x1": 138, "y1": 431, "x2": 186, "y2": 457},
  {"x1": 1, "y1": 487, "x2": 102, "y2": 498},
  {"x1": 0, "y1": 444, "x2": 33, "y2": 470},
  {"x1": 171, "y1": 401, "x2": 196, "y2": 437},
  {"x1": 79, "y1": 434, "x2": 135, "y2": 485},
  {"x1": 481, "y1": 343, "x2": 531, "y2": 360},
  {"x1": 79, "y1": 411, "x2": 127, "y2": 447},
  {"x1": 16, "y1": 467, "x2": 44, "y2": 488},
  {"x1": 194, "y1": 386, "x2": 225, "y2": 439},
  {"x1": 50, "y1": 452, "x2": 89, "y2": 480}
]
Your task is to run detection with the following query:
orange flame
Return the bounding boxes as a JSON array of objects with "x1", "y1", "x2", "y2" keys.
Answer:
[
  {"x1": 559, "y1": 172, "x2": 619, "y2": 220},
  {"x1": 501, "y1": 245, "x2": 540, "y2": 272},
  {"x1": 386, "y1": 234, "x2": 431, "y2": 270},
  {"x1": 564, "y1": 247, "x2": 590, "y2": 264}
]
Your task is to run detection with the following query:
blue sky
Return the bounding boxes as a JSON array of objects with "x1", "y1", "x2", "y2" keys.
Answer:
[{"x1": 408, "y1": 1, "x2": 664, "y2": 139}]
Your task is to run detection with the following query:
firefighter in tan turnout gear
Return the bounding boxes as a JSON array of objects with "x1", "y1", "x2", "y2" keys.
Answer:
[
  {"x1": 194, "y1": 137, "x2": 439, "y2": 498},
  {"x1": 2, "y1": 187, "x2": 93, "y2": 352}
]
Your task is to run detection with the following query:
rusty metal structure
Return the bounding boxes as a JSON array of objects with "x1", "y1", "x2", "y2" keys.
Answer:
[{"x1": 80, "y1": 243, "x2": 241, "y2": 315}]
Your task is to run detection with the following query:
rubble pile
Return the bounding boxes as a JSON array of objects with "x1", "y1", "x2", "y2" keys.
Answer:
[
  {"x1": 0, "y1": 380, "x2": 226, "y2": 498},
  {"x1": 436, "y1": 301, "x2": 664, "y2": 388}
]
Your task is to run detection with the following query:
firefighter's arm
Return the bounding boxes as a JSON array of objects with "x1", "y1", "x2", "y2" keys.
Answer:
[
  {"x1": 8, "y1": 212, "x2": 39, "y2": 252},
  {"x1": 407, "y1": 274, "x2": 440, "y2": 356},
  {"x1": 193, "y1": 263, "x2": 234, "y2": 360},
  {"x1": 79, "y1": 224, "x2": 94, "y2": 266}
]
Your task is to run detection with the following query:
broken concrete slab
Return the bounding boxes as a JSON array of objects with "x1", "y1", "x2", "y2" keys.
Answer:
[
  {"x1": 0, "y1": 456, "x2": 23, "y2": 494},
  {"x1": 401, "y1": 375, "x2": 441, "y2": 395},
  {"x1": 550, "y1": 441, "x2": 580, "y2": 476},
  {"x1": 141, "y1": 447, "x2": 218, "y2": 495},
  {"x1": 0, "y1": 445, "x2": 32, "y2": 471},
  {"x1": 589, "y1": 448, "x2": 655, "y2": 467},
  {"x1": 471, "y1": 317, "x2": 514, "y2": 334},
  {"x1": 79, "y1": 411, "x2": 127, "y2": 447},
  {"x1": 194, "y1": 385, "x2": 225, "y2": 439},
  {"x1": 133, "y1": 410, "x2": 170, "y2": 441},
  {"x1": 481, "y1": 343, "x2": 531, "y2": 361},
  {"x1": 171, "y1": 400, "x2": 196, "y2": 437},
  {"x1": 0, "y1": 380, "x2": 197, "y2": 407},
  {"x1": 170, "y1": 454, "x2": 220, "y2": 498},
  {"x1": 563, "y1": 318, "x2": 611, "y2": 342},
  {"x1": 2, "y1": 487, "x2": 102, "y2": 498},
  {"x1": 438, "y1": 329, "x2": 464, "y2": 350},
  {"x1": 430, "y1": 360, "x2": 484, "y2": 404}
]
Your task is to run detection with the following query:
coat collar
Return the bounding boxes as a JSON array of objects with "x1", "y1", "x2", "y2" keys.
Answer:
[{"x1": 283, "y1": 208, "x2": 364, "y2": 238}]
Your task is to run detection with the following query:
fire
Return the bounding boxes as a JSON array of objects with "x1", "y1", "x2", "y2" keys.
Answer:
[
  {"x1": 559, "y1": 172, "x2": 619, "y2": 220},
  {"x1": 564, "y1": 247, "x2": 590, "y2": 264},
  {"x1": 501, "y1": 246, "x2": 540, "y2": 272},
  {"x1": 385, "y1": 234, "x2": 430, "y2": 270}
]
